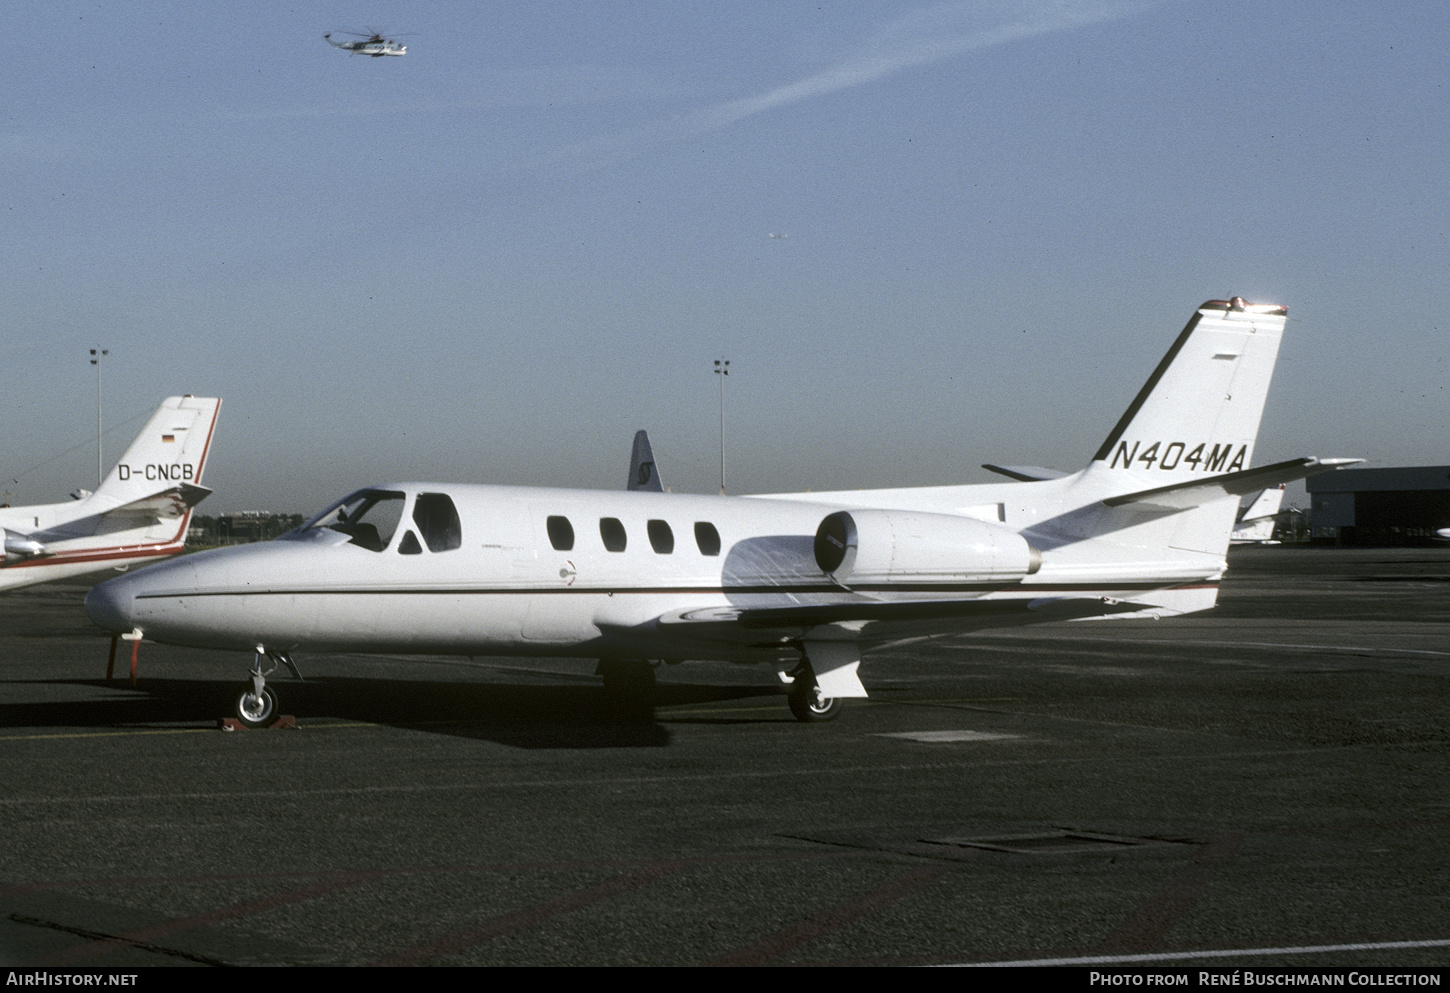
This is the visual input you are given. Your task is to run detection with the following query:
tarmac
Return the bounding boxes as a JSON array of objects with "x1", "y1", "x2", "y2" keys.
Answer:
[{"x1": 0, "y1": 545, "x2": 1446, "y2": 967}]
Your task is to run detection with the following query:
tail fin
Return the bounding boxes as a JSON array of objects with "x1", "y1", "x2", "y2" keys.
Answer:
[
  {"x1": 92, "y1": 396, "x2": 221, "y2": 511},
  {"x1": 1239, "y1": 484, "x2": 1286, "y2": 524},
  {"x1": 1230, "y1": 484, "x2": 1286, "y2": 543},
  {"x1": 1092, "y1": 299, "x2": 1286, "y2": 479},
  {"x1": 626, "y1": 430, "x2": 664, "y2": 492},
  {"x1": 1067, "y1": 299, "x2": 1296, "y2": 570}
]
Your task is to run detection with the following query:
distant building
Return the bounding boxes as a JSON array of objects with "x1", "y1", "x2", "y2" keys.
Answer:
[
  {"x1": 189, "y1": 512, "x2": 304, "y2": 546},
  {"x1": 1307, "y1": 465, "x2": 1450, "y2": 546}
]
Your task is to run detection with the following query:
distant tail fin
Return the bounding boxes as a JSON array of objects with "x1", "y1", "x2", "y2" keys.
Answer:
[
  {"x1": 1092, "y1": 299, "x2": 1287, "y2": 479},
  {"x1": 1238, "y1": 484, "x2": 1286, "y2": 523},
  {"x1": 627, "y1": 430, "x2": 664, "y2": 492},
  {"x1": 92, "y1": 396, "x2": 221, "y2": 511}
]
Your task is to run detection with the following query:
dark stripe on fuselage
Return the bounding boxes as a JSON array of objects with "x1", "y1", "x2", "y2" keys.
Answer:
[
  {"x1": 134, "y1": 581, "x2": 1218, "y2": 600},
  {"x1": 6, "y1": 543, "x2": 183, "y2": 570}
]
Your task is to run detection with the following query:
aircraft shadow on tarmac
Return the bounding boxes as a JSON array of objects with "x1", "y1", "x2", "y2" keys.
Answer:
[{"x1": 0, "y1": 678, "x2": 790, "y2": 749}]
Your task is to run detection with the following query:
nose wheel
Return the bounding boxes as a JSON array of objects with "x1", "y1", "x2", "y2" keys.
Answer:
[
  {"x1": 234, "y1": 684, "x2": 278, "y2": 728},
  {"x1": 232, "y1": 647, "x2": 301, "y2": 728}
]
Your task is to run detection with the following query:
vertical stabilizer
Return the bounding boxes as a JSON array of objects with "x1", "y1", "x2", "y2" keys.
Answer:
[
  {"x1": 627, "y1": 430, "x2": 665, "y2": 492},
  {"x1": 91, "y1": 396, "x2": 222, "y2": 510},
  {"x1": 1048, "y1": 299, "x2": 1291, "y2": 578},
  {"x1": 1231, "y1": 484, "x2": 1286, "y2": 543},
  {"x1": 1238, "y1": 484, "x2": 1286, "y2": 523},
  {"x1": 1092, "y1": 299, "x2": 1287, "y2": 481}
]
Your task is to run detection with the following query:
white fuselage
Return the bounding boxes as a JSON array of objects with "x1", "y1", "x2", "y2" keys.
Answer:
[
  {"x1": 84, "y1": 467, "x2": 1229, "y2": 663},
  {"x1": 85, "y1": 300, "x2": 1309, "y2": 674}
]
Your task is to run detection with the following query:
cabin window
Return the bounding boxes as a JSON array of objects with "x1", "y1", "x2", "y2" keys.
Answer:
[
  {"x1": 546, "y1": 516, "x2": 575, "y2": 551},
  {"x1": 599, "y1": 517, "x2": 627, "y2": 552},
  {"x1": 326, "y1": 490, "x2": 405, "y2": 552},
  {"x1": 694, "y1": 521, "x2": 721, "y2": 556},
  {"x1": 398, "y1": 530, "x2": 422, "y2": 555},
  {"x1": 413, "y1": 493, "x2": 462, "y2": 552},
  {"x1": 647, "y1": 519, "x2": 674, "y2": 554}
]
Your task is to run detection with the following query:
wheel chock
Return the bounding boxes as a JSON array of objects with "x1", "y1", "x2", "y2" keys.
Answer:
[{"x1": 218, "y1": 715, "x2": 297, "y2": 731}]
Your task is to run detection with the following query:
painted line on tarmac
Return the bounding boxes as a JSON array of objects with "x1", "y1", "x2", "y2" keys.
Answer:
[
  {"x1": 947, "y1": 936, "x2": 1450, "y2": 967},
  {"x1": 0, "y1": 742, "x2": 1431, "y2": 808},
  {"x1": 1190, "y1": 639, "x2": 1450, "y2": 658},
  {"x1": 962, "y1": 635, "x2": 1450, "y2": 659}
]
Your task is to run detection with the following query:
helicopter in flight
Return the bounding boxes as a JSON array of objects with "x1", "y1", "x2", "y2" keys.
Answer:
[{"x1": 324, "y1": 30, "x2": 406, "y2": 57}]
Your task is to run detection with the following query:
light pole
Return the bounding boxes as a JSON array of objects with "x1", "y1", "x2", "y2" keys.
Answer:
[
  {"x1": 714, "y1": 358, "x2": 729, "y2": 494},
  {"x1": 89, "y1": 347, "x2": 108, "y2": 489}
]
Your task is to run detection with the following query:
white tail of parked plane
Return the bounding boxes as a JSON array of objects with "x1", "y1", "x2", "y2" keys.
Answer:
[
  {"x1": 1, "y1": 396, "x2": 221, "y2": 591},
  {"x1": 1231, "y1": 484, "x2": 1287, "y2": 544}
]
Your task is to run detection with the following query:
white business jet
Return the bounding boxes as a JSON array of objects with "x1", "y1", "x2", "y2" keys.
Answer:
[
  {"x1": 85, "y1": 301, "x2": 1357, "y2": 727},
  {"x1": 2, "y1": 396, "x2": 221, "y2": 591},
  {"x1": 1229, "y1": 484, "x2": 1286, "y2": 544}
]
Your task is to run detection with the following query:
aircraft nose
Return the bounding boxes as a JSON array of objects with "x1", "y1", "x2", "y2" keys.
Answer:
[{"x1": 85, "y1": 575, "x2": 137, "y2": 633}]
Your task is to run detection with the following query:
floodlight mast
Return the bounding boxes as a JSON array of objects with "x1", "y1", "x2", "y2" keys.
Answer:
[
  {"x1": 714, "y1": 358, "x2": 729, "y2": 493},
  {"x1": 89, "y1": 347, "x2": 108, "y2": 488}
]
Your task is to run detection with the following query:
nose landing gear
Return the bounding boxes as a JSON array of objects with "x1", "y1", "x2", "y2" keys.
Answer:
[{"x1": 232, "y1": 647, "x2": 302, "y2": 729}]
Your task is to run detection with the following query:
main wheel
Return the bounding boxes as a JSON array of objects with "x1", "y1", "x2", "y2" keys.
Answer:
[
  {"x1": 788, "y1": 680, "x2": 843, "y2": 722},
  {"x1": 234, "y1": 684, "x2": 278, "y2": 728}
]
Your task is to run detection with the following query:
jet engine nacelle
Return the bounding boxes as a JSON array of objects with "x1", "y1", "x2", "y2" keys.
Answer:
[
  {"x1": 3, "y1": 529, "x2": 47, "y2": 566},
  {"x1": 813, "y1": 509, "x2": 1039, "y2": 585}
]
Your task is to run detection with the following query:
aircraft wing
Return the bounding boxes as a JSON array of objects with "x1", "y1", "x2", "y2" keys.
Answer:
[
  {"x1": 982, "y1": 464, "x2": 1069, "y2": 481},
  {"x1": 1103, "y1": 457, "x2": 1361, "y2": 511},
  {"x1": 659, "y1": 594, "x2": 1149, "y2": 632}
]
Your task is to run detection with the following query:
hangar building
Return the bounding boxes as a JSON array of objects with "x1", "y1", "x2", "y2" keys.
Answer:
[{"x1": 1307, "y1": 465, "x2": 1450, "y2": 545}]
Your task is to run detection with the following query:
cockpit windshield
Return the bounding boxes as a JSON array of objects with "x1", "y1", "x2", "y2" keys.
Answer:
[{"x1": 296, "y1": 489, "x2": 406, "y2": 552}]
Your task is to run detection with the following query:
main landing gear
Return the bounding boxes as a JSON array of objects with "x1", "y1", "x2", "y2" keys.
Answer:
[
  {"x1": 788, "y1": 677, "x2": 844, "y2": 722},
  {"x1": 783, "y1": 661, "x2": 844, "y2": 723},
  {"x1": 233, "y1": 647, "x2": 302, "y2": 728}
]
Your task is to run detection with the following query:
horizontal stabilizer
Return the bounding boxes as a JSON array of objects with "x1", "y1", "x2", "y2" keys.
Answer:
[
  {"x1": 94, "y1": 482, "x2": 214, "y2": 529},
  {"x1": 982, "y1": 464, "x2": 1069, "y2": 482},
  {"x1": 1104, "y1": 457, "x2": 1361, "y2": 511}
]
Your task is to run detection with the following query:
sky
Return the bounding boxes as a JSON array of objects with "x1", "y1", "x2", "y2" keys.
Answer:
[{"x1": 4, "y1": 1, "x2": 1447, "y2": 514}]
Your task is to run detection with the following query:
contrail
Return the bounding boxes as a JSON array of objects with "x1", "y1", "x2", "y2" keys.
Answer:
[{"x1": 553, "y1": 0, "x2": 1155, "y2": 168}]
